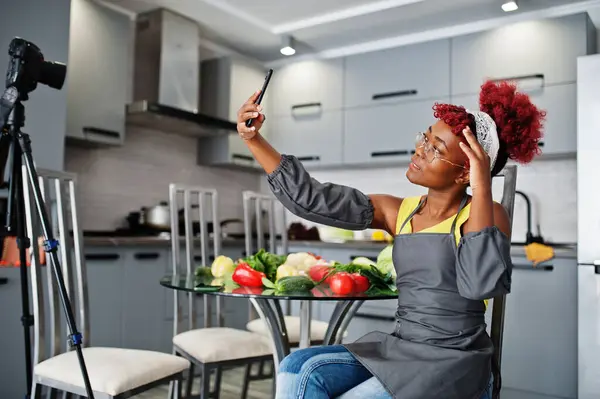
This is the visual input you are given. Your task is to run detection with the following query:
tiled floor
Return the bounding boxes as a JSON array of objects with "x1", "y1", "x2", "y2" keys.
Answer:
[{"x1": 133, "y1": 366, "x2": 273, "y2": 399}]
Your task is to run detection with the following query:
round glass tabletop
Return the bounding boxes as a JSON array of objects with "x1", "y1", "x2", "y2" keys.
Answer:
[{"x1": 160, "y1": 274, "x2": 398, "y2": 301}]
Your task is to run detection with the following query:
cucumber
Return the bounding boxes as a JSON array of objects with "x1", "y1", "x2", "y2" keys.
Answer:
[{"x1": 262, "y1": 276, "x2": 315, "y2": 292}]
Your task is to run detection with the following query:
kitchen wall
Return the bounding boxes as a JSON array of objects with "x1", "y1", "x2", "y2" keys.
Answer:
[
  {"x1": 64, "y1": 127, "x2": 261, "y2": 231},
  {"x1": 260, "y1": 157, "x2": 577, "y2": 244}
]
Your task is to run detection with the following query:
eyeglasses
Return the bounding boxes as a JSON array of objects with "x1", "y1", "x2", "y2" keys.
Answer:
[{"x1": 415, "y1": 131, "x2": 466, "y2": 169}]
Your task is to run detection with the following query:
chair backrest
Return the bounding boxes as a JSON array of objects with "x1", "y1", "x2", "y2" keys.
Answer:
[
  {"x1": 168, "y1": 184, "x2": 223, "y2": 335},
  {"x1": 22, "y1": 168, "x2": 88, "y2": 368},
  {"x1": 490, "y1": 164, "x2": 518, "y2": 399},
  {"x1": 242, "y1": 190, "x2": 288, "y2": 319}
]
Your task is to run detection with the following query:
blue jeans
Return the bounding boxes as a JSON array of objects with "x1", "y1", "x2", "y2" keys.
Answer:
[{"x1": 275, "y1": 345, "x2": 493, "y2": 399}]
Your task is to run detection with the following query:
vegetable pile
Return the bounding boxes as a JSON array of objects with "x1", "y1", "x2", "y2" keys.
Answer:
[{"x1": 195, "y1": 247, "x2": 398, "y2": 296}]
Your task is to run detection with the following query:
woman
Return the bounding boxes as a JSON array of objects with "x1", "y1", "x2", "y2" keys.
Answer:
[{"x1": 236, "y1": 80, "x2": 545, "y2": 399}]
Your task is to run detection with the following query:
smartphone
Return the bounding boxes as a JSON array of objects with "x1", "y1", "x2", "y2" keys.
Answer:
[{"x1": 246, "y1": 68, "x2": 273, "y2": 127}]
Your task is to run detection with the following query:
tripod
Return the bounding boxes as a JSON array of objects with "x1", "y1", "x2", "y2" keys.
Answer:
[{"x1": 0, "y1": 39, "x2": 95, "y2": 398}]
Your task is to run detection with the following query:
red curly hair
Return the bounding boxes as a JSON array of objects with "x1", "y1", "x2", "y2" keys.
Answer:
[{"x1": 432, "y1": 80, "x2": 546, "y2": 175}]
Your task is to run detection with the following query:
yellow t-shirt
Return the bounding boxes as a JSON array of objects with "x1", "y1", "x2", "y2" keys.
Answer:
[{"x1": 394, "y1": 196, "x2": 489, "y2": 308}]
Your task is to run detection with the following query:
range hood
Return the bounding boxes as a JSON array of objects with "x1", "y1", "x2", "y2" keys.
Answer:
[{"x1": 127, "y1": 8, "x2": 237, "y2": 137}]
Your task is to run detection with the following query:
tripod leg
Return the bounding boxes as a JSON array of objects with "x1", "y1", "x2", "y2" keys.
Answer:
[
  {"x1": 17, "y1": 132, "x2": 95, "y2": 399},
  {"x1": 7, "y1": 134, "x2": 34, "y2": 397}
]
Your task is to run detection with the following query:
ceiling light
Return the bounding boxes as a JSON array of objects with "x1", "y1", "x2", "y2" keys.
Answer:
[
  {"x1": 502, "y1": 1, "x2": 518, "y2": 12},
  {"x1": 280, "y1": 36, "x2": 296, "y2": 56}
]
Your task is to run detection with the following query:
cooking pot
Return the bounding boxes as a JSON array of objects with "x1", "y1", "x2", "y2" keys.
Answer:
[{"x1": 144, "y1": 201, "x2": 170, "y2": 230}]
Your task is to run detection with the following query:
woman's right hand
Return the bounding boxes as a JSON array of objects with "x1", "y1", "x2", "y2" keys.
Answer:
[{"x1": 237, "y1": 90, "x2": 266, "y2": 141}]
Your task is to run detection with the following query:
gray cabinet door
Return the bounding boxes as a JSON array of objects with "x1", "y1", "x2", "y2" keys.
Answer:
[
  {"x1": 0, "y1": 268, "x2": 28, "y2": 399},
  {"x1": 452, "y1": 83, "x2": 576, "y2": 157},
  {"x1": 65, "y1": 0, "x2": 130, "y2": 145},
  {"x1": 344, "y1": 39, "x2": 451, "y2": 108},
  {"x1": 344, "y1": 97, "x2": 450, "y2": 165},
  {"x1": 269, "y1": 110, "x2": 344, "y2": 167},
  {"x1": 451, "y1": 13, "x2": 593, "y2": 96},
  {"x1": 121, "y1": 249, "x2": 170, "y2": 352},
  {"x1": 500, "y1": 257, "x2": 577, "y2": 399},
  {"x1": 270, "y1": 59, "x2": 344, "y2": 117},
  {"x1": 85, "y1": 249, "x2": 125, "y2": 348}
]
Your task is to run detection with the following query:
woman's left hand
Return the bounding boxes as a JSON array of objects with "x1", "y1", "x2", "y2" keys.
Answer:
[{"x1": 459, "y1": 127, "x2": 492, "y2": 191}]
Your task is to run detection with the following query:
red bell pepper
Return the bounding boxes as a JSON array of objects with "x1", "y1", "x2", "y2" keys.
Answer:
[
  {"x1": 308, "y1": 265, "x2": 333, "y2": 283},
  {"x1": 232, "y1": 263, "x2": 266, "y2": 287}
]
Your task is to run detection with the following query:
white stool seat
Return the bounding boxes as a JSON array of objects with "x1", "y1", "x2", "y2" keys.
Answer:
[
  {"x1": 246, "y1": 316, "x2": 335, "y2": 343},
  {"x1": 173, "y1": 327, "x2": 272, "y2": 363},
  {"x1": 34, "y1": 347, "x2": 190, "y2": 396}
]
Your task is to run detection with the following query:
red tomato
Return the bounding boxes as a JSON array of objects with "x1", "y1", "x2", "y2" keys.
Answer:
[
  {"x1": 351, "y1": 273, "x2": 370, "y2": 293},
  {"x1": 308, "y1": 265, "x2": 333, "y2": 283},
  {"x1": 329, "y1": 272, "x2": 355, "y2": 295}
]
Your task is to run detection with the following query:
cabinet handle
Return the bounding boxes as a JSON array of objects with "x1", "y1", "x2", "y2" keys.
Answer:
[
  {"x1": 372, "y1": 90, "x2": 417, "y2": 101},
  {"x1": 134, "y1": 252, "x2": 160, "y2": 260},
  {"x1": 83, "y1": 127, "x2": 121, "y2": 139},
  {"x1": 513, "y1": 263, "x2": 553, "y2": 272},
  {"x1": 291, "y1": 102, "x2": 322, "y2": 110},
  {"x1": 85, "y1": 253, "x2": 120, "y2": 261},
  {"x1": 538, "y1": 142, "x2": 545, "y2": 147},
  {"x1": 490, "y1": 73, "x2": 544, "y2": 84},
  {"x1": 298, "y1": 156, "x2": 321, "y2": 162},
  {"x1": 232, "y1": 154, "x2": 254, "y2": 162},
  {"x1": 371, "y1": 150, "x2": 409, "y2": 157},
  {"x1": 194, "y1": 255, "x2": 215, "y2": 262},
  {"x1": 0, "y1": 277, "x2": 8, "y2": 286},
  {"x1": 355, "y1": 312, "x2": 395, "y2": 321},
  {"x1": 350, "y1": 255, "x2": 378, "y2": 262}
]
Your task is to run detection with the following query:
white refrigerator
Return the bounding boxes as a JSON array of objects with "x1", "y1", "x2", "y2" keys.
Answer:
[{"x1": 577, "y1": 53, "x2": 600, "y2": 399}]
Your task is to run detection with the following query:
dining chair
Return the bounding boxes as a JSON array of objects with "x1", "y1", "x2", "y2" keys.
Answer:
[
  {"x1": 489, "y1": 164, "x2": 518, "y2": 399},
  {"x1": 23, "y1": 168, "x2": 190, "y2": 399},
  {"x1": 167, "y1": 184, "x2": 273, "y2": 399},
  {"x1": 242, "y1": 191, "x2": 331, "y2": 346}
]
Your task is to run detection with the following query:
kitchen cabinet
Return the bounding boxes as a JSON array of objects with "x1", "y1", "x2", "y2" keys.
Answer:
[
  {"x1": 85, "y1": 248, "x2": 125, "y2": 347},
  {"x1": 198, "y1": 57, "x2": 271, "y2": 168},
  {"x1": 452, "y1": 84, "x2": 576, "y2": 156},
  {"x1": 0, "y1": 268, "x2": 29, "y2": 399},
  {"x1": 501, "y1": 257, "x2": 577, "y2": 399},
  {"x1": 344, "y1": 39, "x2": 450, "y2": 109},
  {"x1": 121, "y1": 249, "x2": 169, "y2": 352},
  {"x1": 269, "y1": 110, "x2": 344, "y2": 167},
  {"x1": 344, "y1": 97, "x2": 449, "y2": 165},
  {"x1": 450, "y1": 13, "x2": 596, "y2": 96},
  {"x1": 269, "y1": 59, "x2": 344, "y2": 117},
  {"x1": 65, "y1": 0, "x2": 130, "y2": 146}
]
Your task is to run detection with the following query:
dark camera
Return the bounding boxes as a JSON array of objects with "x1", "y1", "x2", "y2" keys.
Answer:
[{"x1": 5, "y1": 37, "x2": 67, "y2": 97}]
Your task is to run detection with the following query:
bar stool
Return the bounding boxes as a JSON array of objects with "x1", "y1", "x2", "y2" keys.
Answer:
[
  {"x1": 167, "y1": 184, "x2": 273, "y2": 399},
  {"x1": 242, "y1": 191, "x2": 330, "y2": 346},
  {"x1": 24, "y1": 169, "x2": 189, "y2": 399}
]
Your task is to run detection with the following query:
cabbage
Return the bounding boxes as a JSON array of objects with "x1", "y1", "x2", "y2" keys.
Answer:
[{"x1": 376, "y1": 245, "x2": 396, "y2": 279}]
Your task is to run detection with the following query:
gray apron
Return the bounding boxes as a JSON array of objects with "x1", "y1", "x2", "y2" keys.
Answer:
[{"x1": 344, "y1": 195, "x2": 492, "y2": 399}]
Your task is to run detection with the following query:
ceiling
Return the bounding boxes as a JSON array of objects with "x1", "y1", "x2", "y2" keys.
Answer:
[{"x1": 100, "y1": 0, "x2": 600, "y2": 65}]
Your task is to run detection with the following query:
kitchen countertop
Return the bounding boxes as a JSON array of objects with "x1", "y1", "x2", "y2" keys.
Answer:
[{"x1": 83, "y1": 235, "x2": 577, "y2": 259}]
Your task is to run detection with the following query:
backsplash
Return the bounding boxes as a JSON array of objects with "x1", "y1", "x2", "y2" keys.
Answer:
[
  {"x1": 64, "y1": 127, "x2": 261, "y2": 230},
  {"x1": 260, "y1": 157, "x2": 577, "y2": 244}
]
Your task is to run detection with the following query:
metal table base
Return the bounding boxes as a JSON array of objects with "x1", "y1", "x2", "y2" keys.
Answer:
[{"x1": 249, "y1": 299, "x2": 365, "y2": 374}]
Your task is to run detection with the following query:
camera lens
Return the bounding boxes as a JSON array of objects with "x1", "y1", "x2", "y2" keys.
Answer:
[{"x1": 39, "y1": 61, "x2": 67, "y2": 90}]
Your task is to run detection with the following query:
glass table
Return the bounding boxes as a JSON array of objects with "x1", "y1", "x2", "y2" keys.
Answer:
[{"x1": 160, "y1": 274, "x2": 397, "y2": 371}]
